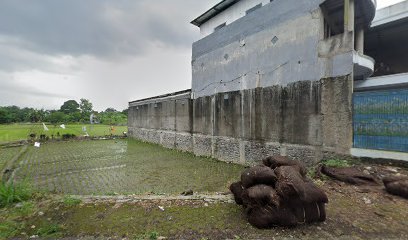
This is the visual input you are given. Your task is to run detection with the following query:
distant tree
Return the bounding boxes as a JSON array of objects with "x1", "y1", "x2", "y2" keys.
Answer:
[
  {"x1": 60, "y1": 100, "x2": 79, "y2": 114},
  {"x1": 28, "y1": 109, "x2": 44, "y2": 123},
  {"x1": 4, "y1": 106, "x2": 19, "y2": 122},
  {"x1": 79, "y1": 98, "x2": 93, "y2": 121},
  {"x1": 99, "y1": 110, "x2": 127, "y2": 125},
  {"x1": 0, "y1": 108, "x2": 12, "y2": 123},
  {"x1": 121, "y1": 108, "x2": 128, "y2": 116},
  {"x1": 21, "y1": 107, "x2": 35, "y2": 122},
  {"x1": 67, "y1": 112, "x2": 81, "y2": 123},
  {"x1": 48, "y1": 111, "x2": 66, "y2": 124},
  {"x1": 104, "y1": 108, "x2": 117, "y2": 113}
]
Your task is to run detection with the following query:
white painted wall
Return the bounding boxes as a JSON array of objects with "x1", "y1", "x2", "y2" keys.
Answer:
[{"x1": 200, "y1": 0, "x2": 272, "y2": 37}]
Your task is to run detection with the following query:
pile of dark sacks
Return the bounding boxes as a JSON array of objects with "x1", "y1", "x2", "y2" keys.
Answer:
[
  {"x1": 229, "y1": 156, "x2": 328, "y2": 229},
  {"x1": 320, "y1": 165, "x2": 408, "y2": 199}
]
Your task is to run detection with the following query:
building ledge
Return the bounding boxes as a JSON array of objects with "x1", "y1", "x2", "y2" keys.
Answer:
[
  {"x1": 354, "y1": 72, "x2": 408, "y2": 91},
  {"x1": 351, "y1": 148, "x2": 408, "y2": 162},
  {"x1": 353, "y1": 51, "x2": 375, "y2": 80}
]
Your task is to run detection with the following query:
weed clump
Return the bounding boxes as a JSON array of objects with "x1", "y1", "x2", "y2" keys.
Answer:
[
  {"x1": 36, "y1": 223, "x2": 62, "y2": 237},
  {"x1": 322, "y1": 159, "x2": 351, "y2": 168},
  {"x1": 134, "y1": 231, "x2": 160, "y2": 240},
  {"x1": 63, "y1": 196, "x2": 82, "y2": 206},
  {"x1": 0, "y1": 181, "x2": 32, "y2": 208}
]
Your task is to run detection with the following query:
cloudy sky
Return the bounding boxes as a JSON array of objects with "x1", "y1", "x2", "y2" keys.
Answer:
[{"x1": 0, "y1": 0, "x2": 403, "y2": 111}]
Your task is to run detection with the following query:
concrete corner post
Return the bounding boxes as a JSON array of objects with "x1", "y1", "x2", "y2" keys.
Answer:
[
  {"x1": 356, "y1": 28, "x2": 364, "y2": 54},
  {"x1": 344, "y1": 0, "x2": 355, "y2": 33}
]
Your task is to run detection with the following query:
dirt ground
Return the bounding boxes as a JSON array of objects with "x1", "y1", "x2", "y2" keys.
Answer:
[{"x1": 2, "y1": 162, "x2": 407, "y2": 240}]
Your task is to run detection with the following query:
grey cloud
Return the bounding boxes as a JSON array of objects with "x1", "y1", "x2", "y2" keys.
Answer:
[
  {"x1": 0, "y1": 0, "x2": 208, "y2": 59},
  {"x1": 0, "y1": 78, "x2": 71, "y2": 99},
  {"x1": 0, "y1": 0, "x2": 217, "y2": 110}
]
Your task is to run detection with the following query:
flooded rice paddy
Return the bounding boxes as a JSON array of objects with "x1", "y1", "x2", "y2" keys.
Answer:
[{"x1": 12, "y1": 139, "x2": 245, "y2": 195}]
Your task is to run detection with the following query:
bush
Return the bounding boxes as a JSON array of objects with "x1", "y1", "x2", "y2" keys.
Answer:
[
  {"x1": 0, "y1": 181, "x2": 32, "y2": 208},
  {"x1": 62, "y1": 134, "x2": 76, "y2": 140}
]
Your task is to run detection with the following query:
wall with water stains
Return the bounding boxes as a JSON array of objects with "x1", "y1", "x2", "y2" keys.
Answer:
[{"x1": 128, "y1": 75, "x2": 353, "y2": 165}]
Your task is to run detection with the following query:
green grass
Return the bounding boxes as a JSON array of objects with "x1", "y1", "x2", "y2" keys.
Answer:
[
  {"x1": 0, "y1": 146, "x2": 22, "y2": 171},
  {"x1": 134, "y1": 231, "x2": 160, "y2": 240},
  {"x1": 63, "y1": 196, "x2": 82, "y2": 206},
  {"x1": 63, "y1": 202, "x2": 244, "y2": 238},
  {"x1": 36, "y1": 223, "x2": 62, "y2": 238},
  {"x1": 13, "y1": 139, "x2": 244, "y2": 195},
  {"x1": 0, "y1": 181, "x2": 32, "y2": 208},
  {"x1": 0, "y1": 123, "x2": 127, "y2": 143},
  {"x1": 322, "y1": 159, "x2": 351, "y2": 168},
  {"x1": 0, "y1": 220, "x2": 21, "y2": 239}
]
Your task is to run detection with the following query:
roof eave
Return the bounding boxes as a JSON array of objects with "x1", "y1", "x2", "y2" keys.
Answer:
[{"x1": 191, "y1": 0, "x2": 241, "y2": 27}]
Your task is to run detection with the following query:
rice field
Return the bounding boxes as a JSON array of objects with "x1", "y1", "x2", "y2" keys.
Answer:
[
  {"x1": 11, "y1": 139, "x2": 244, "y2": 195},
  {"x1": 0, "y1": 124, "x2": 127, "y2": 144},
  {"x1": 0, "y1": 146, "x2": 22, "y2": 171}
]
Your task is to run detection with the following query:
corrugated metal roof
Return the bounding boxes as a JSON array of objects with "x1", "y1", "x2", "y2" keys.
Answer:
[
  {"x1": 191, "y1": 0, "x2": 241, "y2": 27},
  {"x1": 129, "y1": 89, "x2": 191, "y2": 105}
]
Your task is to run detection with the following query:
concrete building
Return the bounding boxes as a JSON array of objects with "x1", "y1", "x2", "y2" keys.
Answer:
[{"x1": 128, "y1": 0, "x2": 408, "y2": 164}]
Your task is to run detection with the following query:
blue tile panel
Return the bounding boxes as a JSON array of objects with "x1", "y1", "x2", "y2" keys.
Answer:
[{"x1": 353, "y1": 89, "x2": 408, "y2": 152}]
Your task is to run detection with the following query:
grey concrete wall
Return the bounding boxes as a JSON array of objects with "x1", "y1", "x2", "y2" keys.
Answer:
[
  {"x1": 128, "y1": 91, "x2": 194, "y2": 153},
  {"x1": 129, "y1": 75, "x2": 354, "y2": 166}
]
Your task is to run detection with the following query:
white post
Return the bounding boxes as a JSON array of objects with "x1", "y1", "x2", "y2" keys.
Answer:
[{"x1": 356, "y1": 28, "x2": 364, "y2": 54}]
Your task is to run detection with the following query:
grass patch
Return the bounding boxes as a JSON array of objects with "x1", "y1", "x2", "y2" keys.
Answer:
[
  {"x1": 0, "y1": 220, "x2": 21, "y2": 239},
  {"x1": 14, "y1": 201, "x2": 35, "y2": 216},
  {"x1": 63, "y1": 196, "x2": 82, "y2": 206},
  {"x1": 36, "y1": 223, "x2": 63, "y2": 238},
  {"x1": 134, "y1": 231, "x2": 160, "y2": 240},
  {"x1": 0, "y1": 181, "x2": 32, "y2": 208},
  {"x1": 322, "y1": 159, "x2": 351, "y2": 168},
  {"x1": 307, "y1": 167, "x2": 318, "y2": 179}
]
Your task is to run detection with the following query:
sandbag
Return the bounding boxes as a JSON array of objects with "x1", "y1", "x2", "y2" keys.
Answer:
[
  {"x1": 301, "y1": 180, "x2": 329, "y2": 203},
  {"x1": 229, "y1": 181, "x2": 244, "y2": 205},
  {"x1": 275, "y1": 166, "x2": 305, "y2": 199},
  {"x1": 263, "y1": 156, "x2": 307, "y2": 176},
  {"x1": 230, "y1": 156, "x2": 328, "y2": 229},
  {"x1": 303, "y1": 202, "x2": 320, "y2": 223},
  {"x1": 242, "y1": 184, "x2": 280, "y2": 207},
  {"x1": 383, "y1": 175, "x2": 408, "y2": 199},
  {"x1": 241, "y1": 165, "x2": 277, "y2": 188},
  {"x1": 275, "y1": 166, "x2": 327, "y2": 203},
  {"x1": 317, "y1": 202, "x2": 327, "y2": 222},
  {"x1": 321, "y1": 165, "x2": 378, "y2": 185},
  {"x1": 247, "y1": 206, "x2": 279, "y2": 229},
  {"x1": 247, "y1": 205, "x2": 298, "y2": 228},
  {"x1": 275, "y1": 204, "x2": 299, "y2": 227},
  {"x1": 383, "y1": 175, "x2": 408, "y2": 185}
]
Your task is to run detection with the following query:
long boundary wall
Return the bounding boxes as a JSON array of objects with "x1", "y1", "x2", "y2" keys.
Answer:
[{"x1": 128, "y1": 75, "x2": 353, "y2": 166}]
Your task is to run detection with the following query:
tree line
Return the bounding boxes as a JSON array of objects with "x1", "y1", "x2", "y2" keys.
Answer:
[{"x1": 0, "y1": 99, "x2": 128, "y2": 125}]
